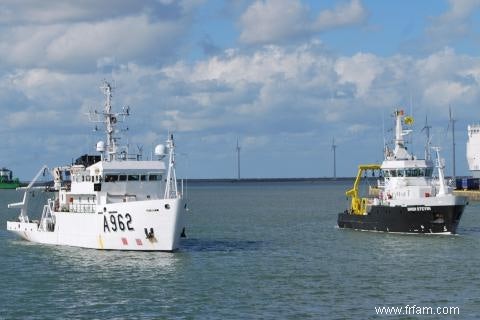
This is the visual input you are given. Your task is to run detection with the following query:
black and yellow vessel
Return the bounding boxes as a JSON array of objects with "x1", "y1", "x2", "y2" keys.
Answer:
[{"x1": 338, "y1": 110, "x2": 466, "y2": 234}]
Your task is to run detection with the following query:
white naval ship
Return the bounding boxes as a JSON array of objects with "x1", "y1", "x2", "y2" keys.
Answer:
[
  {"x1": 467, "y1": 123, "x2": 480, "y2": 178},
  {"x1": 6, "y1": 81, "x2": 187, "y2": 251},
  {"x1": 338, "y1": 109, "x2": 466, "y2": 234}
]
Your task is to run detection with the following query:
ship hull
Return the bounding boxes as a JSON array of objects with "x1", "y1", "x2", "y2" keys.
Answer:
[
  {"x1": 0, "y1": 182, "x2": 21, "y2": 189},
  {"x1": 337, "y1": 204, "x2": 465, "y2": 234},
  {"x1": 7, "y1": 198, "x2": 187, "y2": 251}
]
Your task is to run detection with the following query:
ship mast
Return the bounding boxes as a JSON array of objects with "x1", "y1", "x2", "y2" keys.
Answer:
[
  {"x1": 392, "y1": 109, "x2": 412, "y2": 160},
  {"x1": 432, "y1": 147, "x2": 447, "y2": 196},
  {"x1": 395, "y1": 110, "x2": 404, "y2": 149},
  {"x1": 103, "y1": 82, "x2": 116, "y2": 160},
  {"x1": 164, "y1": 134, "x2": 178, "y2": 199},
  {"x1": 88, "y1": 80, "x2": 130, "y2": 161}
]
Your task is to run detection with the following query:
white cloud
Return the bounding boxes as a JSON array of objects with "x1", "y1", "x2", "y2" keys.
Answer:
[
  {"x1": 423, "y1": 81, "x2": 471, "y2": 106},
  {"x1": 6, "y1": 68, "x2": 95, "y2": 109},
  {"x1": 239, "y1": 0, "x2": 308, "y2": 44},
  {"x1": 429, "y1": 0, "x2": 480, "y2": 28},
  {"x1": 47, "y1": 15, "x2": 182, "y2": 67},
  {"x1": 418, "y1": 0, "x2": 480, "y2": 51},
  {"x1": 0, "y1": 1, "x2": 190, "y2": 25},
  {"x1": 239, "y1": 0, "x2": 367, "y2": 45},
  {"x1": 7, "y1": 109, "x2": 60, "y2": 128},
  {"x1": 2, "y1": 35, "x2": 480, "y2": 178},
  {"x1": 0, "y1": 15, "x2": 185, "y2": 71},
  {"x1": 335, "y1": 53, "x2": 384, "y2": 97},
  {"x1": 5, "y1": 43, "x2": 480, "y2": 142},
  {"x1": 347, "y1": 123, "x2": 371, "y2": 135},
  {"x1": 165, "y1": 42, "x2": 333, "y2": 86},
  {"x1": 0, "y1": 1, "x2": 202, "y2": 72},
  {"x1": 314, "y1": 0, "x2": 366, "y2": 30},
  {"x1": 156, "y1": 44, "x2": 480, "y2": 140},
  {"x1": 242, "y1": 135, "x2": 270, "y2": 149}
]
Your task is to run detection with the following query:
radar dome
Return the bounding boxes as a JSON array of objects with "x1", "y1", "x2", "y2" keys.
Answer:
[
  {"x1": 154, "y1": 144, "x2": 167, "y2": 158},
  {"x1": 96, "y1": 141, "x2": 105, "y2": 152}
]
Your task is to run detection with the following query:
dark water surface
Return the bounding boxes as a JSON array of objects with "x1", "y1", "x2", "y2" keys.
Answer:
[{"x1": 0, "y1": 181, "x2": 479, "y2": 319}]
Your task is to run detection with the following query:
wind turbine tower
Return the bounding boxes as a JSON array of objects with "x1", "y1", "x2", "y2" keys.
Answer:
[
  {"x1": 236, "y1": 138, "x2": 241, "y2": 180},
  {"x1": 332, "y1": 137, "x2": 337, "y2": 179},
  {"x1": 449, "y1": 106, "x2": 456, "y2": 180},
  {"x1": 421, "y1": 115, "x2": 432, "y2": 161}
]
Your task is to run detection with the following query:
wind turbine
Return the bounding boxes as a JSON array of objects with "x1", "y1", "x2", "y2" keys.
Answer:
[
  {"x1": 421, "y1": 114, "x2": 432, "y2": 161},
  {"x1": 332, "y1": 137, "x2": 337, "y2": 179},
  {"x1": 447, "y1": 106, "x2": 456, "y2": 180},
  {"x1": 236, "y1": 138, "x2": 241, "y2": 180}
]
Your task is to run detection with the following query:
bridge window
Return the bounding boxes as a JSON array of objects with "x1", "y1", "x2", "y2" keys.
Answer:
[
  {"x1": 140, "y1": 175, "x2": 147, "y2": 181},
  {"x1": 128, "y1": 175, "x2": 139, "y2": 181},
  {"x1": 105, "y1": 175, "x2": 118, "y2": 182},
  {"x1": 405, "y1": 169, "x2": 419, "y2": 177},
  {"x1": 149, "y1": 174, "x2": 162, "y2": 181},
  {"x1": 119, "y1": 175, "x2": 127, "y2": 181},
  {"x1": 384, "y1": 168, "x2": 433, "y2": 177}
]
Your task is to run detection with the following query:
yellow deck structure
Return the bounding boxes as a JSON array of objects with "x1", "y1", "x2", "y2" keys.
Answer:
[{"x1": 346, "y1": 164, "x2": 381, "y2": 215}]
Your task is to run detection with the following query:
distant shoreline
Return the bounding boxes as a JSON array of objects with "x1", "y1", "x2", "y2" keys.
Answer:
[
  {"x1": 16, "y1": 177, "x2": 354, "y2": 186},
  {"x1": 20, "y1": 176, "x2": 469, "y2": 185},
  {"x1": 184, "y1": 177, "x2": 354, "y2": 183}
]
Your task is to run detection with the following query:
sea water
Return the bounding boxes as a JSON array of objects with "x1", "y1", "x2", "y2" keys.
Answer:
[{"x1": 0, "y1": 181, "x2": 479, "y2": 319}]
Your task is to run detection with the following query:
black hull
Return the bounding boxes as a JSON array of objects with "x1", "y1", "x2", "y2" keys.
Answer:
[{"x1": 337, "y1": 205, "x2": 465, "y2": 234}]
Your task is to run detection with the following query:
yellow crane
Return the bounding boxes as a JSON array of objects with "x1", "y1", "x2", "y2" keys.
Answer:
[{"x1": 346, "y1": 164, "x2": 381, "y2": 215}]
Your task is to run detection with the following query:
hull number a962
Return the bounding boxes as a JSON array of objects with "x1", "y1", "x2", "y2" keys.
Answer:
[{"x1": 104, "y1": 213, "x2": 134, "y2": 232}]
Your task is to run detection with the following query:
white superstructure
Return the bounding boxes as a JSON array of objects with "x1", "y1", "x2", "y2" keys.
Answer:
[
  {"x1": 6, "y1": 81, "x2": 187, "y2": 251},
  {"x1": 379, "y1": 110, "x2": 460, "y2": 207},
  {"x1": 467, "y1": 124, "x2": 480, "y2": 178}
]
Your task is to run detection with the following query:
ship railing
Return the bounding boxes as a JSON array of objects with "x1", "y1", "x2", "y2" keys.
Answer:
[
  {"x1": 106, "y1": 193, "x2": 137, "y2": 203},
  {"x1": 68, "y1": 204, "x2": 96, "y2": 213}
]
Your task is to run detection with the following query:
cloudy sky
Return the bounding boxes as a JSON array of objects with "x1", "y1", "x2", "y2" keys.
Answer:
[{"x1": 1, "y1": 0, "x2": 480, "y2": 179}]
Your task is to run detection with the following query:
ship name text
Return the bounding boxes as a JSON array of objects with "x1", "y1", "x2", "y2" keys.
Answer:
[{"x1": 407, "y1": 206, "x2": 432, "y2": 212}]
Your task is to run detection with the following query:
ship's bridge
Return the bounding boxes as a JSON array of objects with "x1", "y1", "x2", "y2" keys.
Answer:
[
  {"x1": 380, "y1": 159, "x2": 435, "y2": 199},
  {"x1": 69, "y1": 160, "x2": 167, "y2": 203},
  {"x1": 381, "y1": 159, "x2": 434, "y2": 179}
]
